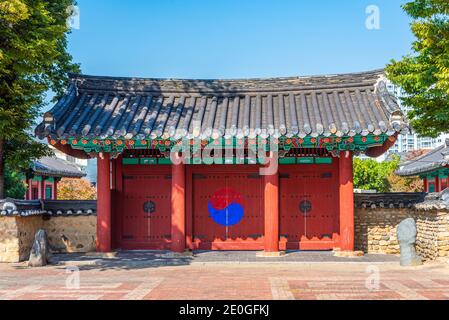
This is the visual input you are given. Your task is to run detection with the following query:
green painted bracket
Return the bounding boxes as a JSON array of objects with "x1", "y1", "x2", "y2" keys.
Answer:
[
  {"x1": 279, "y1": 158, "x2": 296, "y2": 164},
  {"x1": 315, "y1": 157, "x2": 333, "y2": 164},
  {"x1": 158, "y1": 158, "x2": 172, "y2": 165},
  {"x1": 122, "y1": 158, "x2": 139, "y2": 165}
]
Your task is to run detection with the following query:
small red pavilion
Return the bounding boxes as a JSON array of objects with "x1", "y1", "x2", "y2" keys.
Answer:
[
  {"x1": 396, "y1": 139, "x2": 449, "y2": 193},
  {"x1": 26, "y1": 156, "x2": 86, "y2": 200},
  {"x1": 36, "y1": 70, "x2": 407, "y2": 254}
]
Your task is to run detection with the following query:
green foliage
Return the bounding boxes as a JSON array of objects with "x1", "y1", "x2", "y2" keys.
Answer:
[
  {"x1": 58, "y1": 178, "x2": 97, "y2": 200},
  {"x1": 387, "y1": 171, "x2": 424, "y2": 193},
  {"x1": 353, "y1": 156, "x2": 401, "y2": 192},
  {"x1": 4, "y1": 165, "x2": 26, "y2": 199},
  {"x1": 386, "y1": 0, "x2": 449, "y2": 137},
  {"x1": 0, "y1": 0, "x2": 80, "y2": 197},
  {"x1": 3, "y1": 137, "x2": 52, "y2": 171}
]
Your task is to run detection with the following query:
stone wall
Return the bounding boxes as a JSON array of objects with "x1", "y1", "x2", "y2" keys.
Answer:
[
  {"x1": 0, "y1": 215, "x2": 97, "y2": 263},
  {"x1": 0, "y1": 216, "x2": 44, "y2": 263},
  {"x1": 15, "y1": 216, "x2": 44, "y2": 261},
  {"x1": 0, "y1": 217, "x2": 20, "y2": 263},
  {"x1": 354, "y1": 207, "x2": 449, "y2": 261},
  {"x1": 355, "y1": 208, "x2": 408, "y2": 255},
  {"x1": 45, "y1": 216, "x2": 96, "y2": 253},
  {"x1": 414, "y1": 210, "x2": 449, "y2": 260}
]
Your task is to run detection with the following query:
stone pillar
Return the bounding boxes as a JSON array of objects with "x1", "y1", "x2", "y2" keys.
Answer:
[
  {"x1": 264, "y1": 170, "x2": 279, "y2": 253},
  {"x1": 97, "y1": 153, "x2": 111, "y2": 252},
  {"x1": 339, "y1": 151, "x2": 354, "y2": 251},
  {"x1": 171, "y1": 162, "x2": 186, "y2": 253}
]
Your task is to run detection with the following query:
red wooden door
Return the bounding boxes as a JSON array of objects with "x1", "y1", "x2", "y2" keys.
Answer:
[
  {"x1": 279, "y1": 163, "x2": 339, "y2": 250},
  {"x1": 118, "y1": 166, "x2": 172, "y2": 250},
  {"x1": 191, "y1": 165, "x2": 264, "y2": 250}
]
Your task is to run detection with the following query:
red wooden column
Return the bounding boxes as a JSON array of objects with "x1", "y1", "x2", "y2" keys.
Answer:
[
  {"x1": 423, "y1": 177, "x2": 428, "y2": 193},
  {"x1": 339, "y1": 151, "x2": 354, "y2": 251},
  {"x1": 54, "y1": 180, "x2": 58, "y2": 200},
  {"x1": 171, "y1": 162, "x2": 186, "y2": 253},
  {"x1": 435, "y1": 176, "x2": 441, "y2": 193},
  {"x1": 264, "y1": 170, "x2": 280, "y2": 253},
  {"x1": 97, "y1": 153, "x2": 112, "y2": 252},
  {"x1": 26, "y1": 179, "x2": 32, "y2": 200},
  {"x1": 40, "y1": 178, "x2": 46, "y2": 199},
  {"x1": 36, "y1": 180, "x2": 40, "y2": 199}
]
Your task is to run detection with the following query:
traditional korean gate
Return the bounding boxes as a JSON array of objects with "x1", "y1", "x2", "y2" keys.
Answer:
[
  {"x1": 117, "y1": 166, "x2": 172, "y2": 250},
  {"x1": 189, "y1": 166, "x2": 264, "y2": 250},
  {"x1": 279, "y1": 163, "x2": 339, "y2": 250}
]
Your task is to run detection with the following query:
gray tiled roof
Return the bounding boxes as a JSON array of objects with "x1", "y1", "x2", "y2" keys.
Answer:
[
  {"x1": 32, "y1": 157, "x2": 86, "y2": 178},
  {"x1": 0, "y1": 199, "x2": 96, "y2": 217},
  {"x1": 36, "y1": 69, "x2": 408, "y2": 140},
  {"x1": 354, "y1": 192, "x2": 426, "y2": 209},
  {"x1": 396, "y1": 139, "x2": 449, "y2": 176},
  {"x1": 414, "y1": 188, "x2": 449, "y2": 210}
]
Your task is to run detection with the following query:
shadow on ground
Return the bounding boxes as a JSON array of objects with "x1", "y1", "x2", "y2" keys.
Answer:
[{"x1": 34, "y1": 250, "x2": 401, "y2": 272}]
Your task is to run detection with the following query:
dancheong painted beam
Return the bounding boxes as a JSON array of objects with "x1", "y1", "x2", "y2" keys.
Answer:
[{"x1": 36, "y1": 69, "x2": 408, "y2": 253}]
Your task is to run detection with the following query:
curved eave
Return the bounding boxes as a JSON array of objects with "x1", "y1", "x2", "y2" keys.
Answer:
[
  {"x1": 35, "y1": 71, "x2": 408, "y2": 141},
  {"x1": 395, "y1": 142, "x2": 449, "y2": 177},
  {"x1": 396, "y1": 162, "x2": 449, "y2": 177},
  {"x1": 364, "y1": 133, "x2": 398, "y2": 158},
  {"x1": 47, "y1": 138, "x2": 91, "y2": 159},
  {"x1": 31, "y1": 169, "x2": 86, "y2": 179}
]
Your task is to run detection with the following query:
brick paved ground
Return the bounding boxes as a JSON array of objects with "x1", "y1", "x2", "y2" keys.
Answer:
[{"x1": 0, "y1": 252, "x2": 448, "y2": 300}]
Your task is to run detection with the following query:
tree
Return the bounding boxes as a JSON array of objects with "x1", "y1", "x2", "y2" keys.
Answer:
[
  {"x1": 57, "y1": 178, "x2": 96, "y2": 200},
  {"x1": 4, "y1": 165, "x2": 26, "y2": 198},
  {"x1": 387, "y1": 172, "x2": 424, "y2": 192},
  {"x1": 386, "y1": 0, "x2": 449, "y2": 137},
  {"x1": 0, "y1": 0, "x2": 80, "y2": 198},
  {"x1": 386, "y1": 149, "x2": 427, "y2": 192},
  {"x1": 353, "y1": 156, "x2": 401, "y2": 192},
  {"x1": 354, "y1": 155, "x2": 425, "y2": 192}
]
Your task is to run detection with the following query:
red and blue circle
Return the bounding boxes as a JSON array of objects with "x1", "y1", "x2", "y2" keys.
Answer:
[{"x1": 208, "y1": 188, "x2": 244, "y2": 226}]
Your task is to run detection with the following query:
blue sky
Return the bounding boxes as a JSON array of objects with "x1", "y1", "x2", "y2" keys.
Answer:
[{"x1": 68, "y1": 0, "x2": 414, "y2": 79}]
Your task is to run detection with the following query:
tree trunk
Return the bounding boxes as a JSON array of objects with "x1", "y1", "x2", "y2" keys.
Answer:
[{"x1": 0, "y1": 139, "x2": 4, "y2": 199}]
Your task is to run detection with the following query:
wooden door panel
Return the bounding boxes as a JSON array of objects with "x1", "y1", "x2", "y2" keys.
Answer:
[
  {"x1": 192, "y1": 166, "x2": 264, "y2": 250},
  {"x1": 280, "y1": 164, "x2": 339, "y2": 250},
  {"x1": 118, "y1": 167, "x2": 171, "y2": 249}
]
